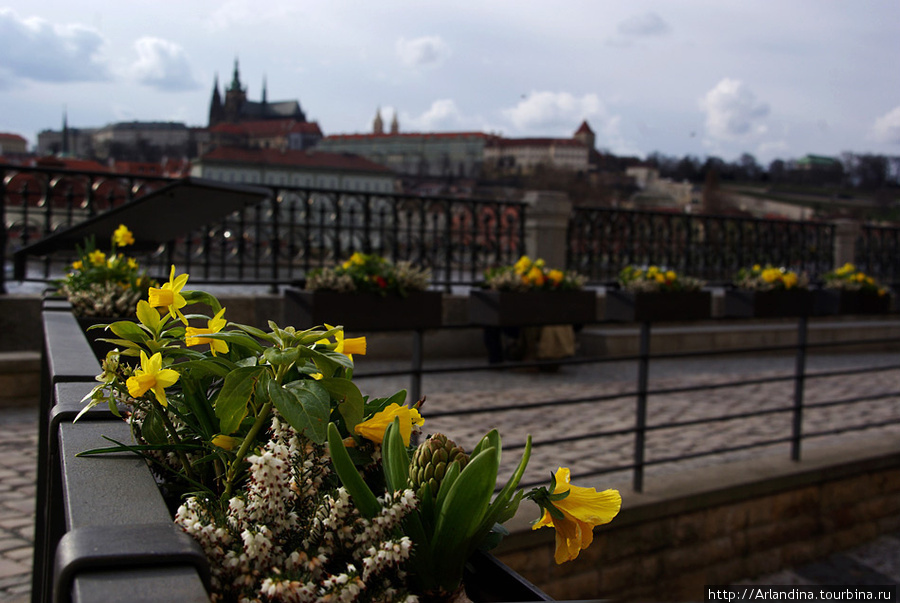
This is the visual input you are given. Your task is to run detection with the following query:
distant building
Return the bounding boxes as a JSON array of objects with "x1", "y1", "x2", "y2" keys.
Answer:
[
  {"x1": 208, "y1": 60, "x2": 307, "y2": 127},
  {"x1": 483, "y1": 122, "x2": 593, "y2": 175},
  {"x1": 792, "y1": 154, "x2": 843, "y2": 185},
  {"x1": 625, "y1": 165, "x2": 696, "y2": 210},
  {"x1": 91, "y1": 121, "x2": 193, "y2": 162},
  {"x1": 318, "y1": 109, "x2": 490, "y2": 179},
  {"x1": 0, "y1": 133, "x2": 28, "y2": 156},
  {"x1": 201, "y1": 119, "x2": 323, "y2": 156},
  {"x1": 190, "y1": 146, "x2": 396, "y2": 193}
]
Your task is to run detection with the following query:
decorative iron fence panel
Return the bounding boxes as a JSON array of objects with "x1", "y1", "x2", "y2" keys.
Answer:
[
  {"x1": 3, "y1": 165, "x2": 526, "y2": 291},
  {"x1": 567, "y1": 207, "x2": 837, "y2": 283},
  {"x1": 856, "y1": 225, "x2": 900, "y2": 285}
]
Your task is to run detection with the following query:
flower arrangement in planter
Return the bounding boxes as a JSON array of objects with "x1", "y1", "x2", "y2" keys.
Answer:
[
  {"x1": 815, "y1": 263, "x2": 891, "y2": 315},
  {"x1": 470, "y1": 256, "x2": 595, "y2": 326},
  {"x1": 286, "y1": 253, "x2": 442, "y2": 331},
  {"x1": 56, "y1": 224, "x2": 154, "y2": 319},
  {"x1": 725, "y1": 264, "x2": 812, "y2": 318},
  {"x1": 79, "y1": 266, "x2": 622, "y2": 602},
  {"x1": 606, "y1": 265, "x2": 710, "y2": 322}
]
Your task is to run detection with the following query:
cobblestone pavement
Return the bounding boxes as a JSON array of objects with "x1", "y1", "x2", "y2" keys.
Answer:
[{"x1": 2, "y1": 351, "x2": 899, "y2": 601}]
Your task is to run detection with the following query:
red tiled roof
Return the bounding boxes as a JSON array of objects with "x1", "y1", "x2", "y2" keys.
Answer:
[
  {"x1": 575, "y1": 120, "x2": 594, "y2": 135},
  {"x1": 199, "y1": 146, "x2": 393, "y2": 173},
  {"x1": 35, "y1": 156, "x2": 109, "y2": 172},
  {"x1": 209, "y1": 119, "x2": 323, "y2": 138},
  {"x1": 0, "y1": 133, "x2": 27, "y2": 142},
  {"x1": 325, "y1": 132, "x2": 494, "y2": 141}
]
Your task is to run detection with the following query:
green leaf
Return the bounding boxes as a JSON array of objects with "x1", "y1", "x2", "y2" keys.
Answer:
[
  {"x1": 229, "y1": 323, "x2": 277, "y2": 345},
  {"x1": 263, "y1": 346, "x2": 301, "y2": 367},
  {"x1": 181, "y1": 290, "x2": 223, "y2": 315},
  {"x1": 473, "y1": 436, "x2": 532, "y2": 553},
  {"x1": 318, "y1": 378, "x2": 364, "y2": 431},
  {"x1": 141, "y1": 407, "x2": 169, "y2": 446},
  {"x1": 276, "y1": 380, "x2": 331, "y2": 444},
  {"x1": 108, "y1": 320, "x2": 149, "y2": 343},
  {"x1": 382, "y1": 417, "x2": 410, "y2": 493},
  {"x1": 434, "y1": 460, "x2": 462, "y2": 516},
  {"x1": 430, "y1": 446, "x2": 499, "y2": 589},
  {"x1": 327, "y1": 423, "x2": 380, "y2": 518},
  {"x1": 214, "y1": 366, "x2": 264, "y2": 434}
]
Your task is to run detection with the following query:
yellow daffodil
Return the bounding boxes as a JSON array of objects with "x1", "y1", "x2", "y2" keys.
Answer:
[
  {"x1": 113, "y1": 224, "x2": 135, "y2": 247},
  {"x1": 354, "y1": 402, "x2": 424, "y2": 446},
  {"x1": 211, "y1": 435, "x2": 239, "y2": 451},
  {"x1": 783, "y1": 272, "x2": 798, "y2": 289},
  {"x1": 665, "y1": 270, "x2": 677, "y2": 281},
  {"x1": 72, "y1": 260, "x2": 83, "y2": 270},
  {"x1": 88, "y1": 250, "x2": 106, "y2": 266},
  {"x1": 149, "y1": 265, "x2": 190, "y2": 325},
  {"x1": 547, "y1": 269, "x2": 564, "y2": 285},
  {"x1": 532, "y1": 467, "x2": 622, "y2": 564},
  {"x1": 127, "y1": 257, "x2": 138, "y2": 270},
  {"x1": 752, "y1": 264, "x2": 761, "y2": 271},
  {"x1": 319, "y1": 324, "x2": 366, "y2": 360},
  {"x1": 185, "y1": 308, "x2": 228, "y2": 356},
  {"x1": 126, "y1": 351, "x2": 179, "y2": 407}
]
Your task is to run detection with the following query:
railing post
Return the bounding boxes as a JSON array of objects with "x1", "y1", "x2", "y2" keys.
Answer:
[
  {"x1": 633, "y1": 321, "x2": 651, "y2": 492},
  {"x1": 410, "y1": 328, "x2": 424, "y2": 406},
  {"x1": 834, "y1": 219, "x2": 861, "y2": 272},
  {"x1": 523, "y1": 190, "x2": 571, "y2": 269},
  {"x1": 0, "y1": 168, "x2": 6, "y2": 294},
  {"x1": 791, "y1": 315, "x2": 808, "y2": 461}
]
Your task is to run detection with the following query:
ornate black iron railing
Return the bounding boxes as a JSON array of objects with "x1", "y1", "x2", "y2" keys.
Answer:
[
  {"x1": 2, "y1": 164, "x2": 526, "y2": 292},
  {"x1": 567, "y1": 207, "x2": 837, "y2": 284},
  {"x1": 856, "y1": 224, "x2": 900, "y2": 285}
]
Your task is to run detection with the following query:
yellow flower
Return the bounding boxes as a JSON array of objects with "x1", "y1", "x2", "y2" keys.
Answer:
[
  {"x1": 547, "y1": 269, "x2": 564, "y2": 284},
  {"x1": 88, "y1": 250, "x2": 106, "y2": 266},
  {"x1": 526, "y1": 265, "x2": 545, "y2": 286},
  {"x1": 783, "y1": 272, "x2": 798, "y2": 289},
  {"x1": 318, "y1": 325, "x2": 367, "y2": 361},
  {"x1": 532, "y1": 467, "x2": 622, "y2": 564},
  {"x1": 837, "y1": 263, "x2": 855, "y2": 276},
  {"x1": 354, "y1": 402, "x2": 424, "y2": 446},
  {"x1": 149, "y1": 265, "x2": 189, "y2": 325},
  {"x1": 514, "y1": 255, "x2": 532, "y2": 275},
  {"x1": 752, "y1": 264, "x2": 761, "y2": 272},
  {"x1": 127, "y1": 257, "x2": 138, "y2": 270},
  {"x1": 126, "y1": 351, "x2": 179, "y2": 407},
  {"x1": 654, "y1": 273, "x2": 665, "y2": 283},
  {"x1": 185, "y1": 308, "x2": 228, "y2": 356},
  {"x1": 211, "y1": 435, "x2": 239, "y2": 451},
  {"x1": 665, "y1": 270, "x2": 677, "y2": 281},
  {"x1": 113, "y1": 224, "x2": 135, "y2": 247},
  {"x1": 72, "y1": 260, "x2": 83, "y2": 270},
  {"x1": 761, "y1": 268, "x2": 780, "y2": 283}
]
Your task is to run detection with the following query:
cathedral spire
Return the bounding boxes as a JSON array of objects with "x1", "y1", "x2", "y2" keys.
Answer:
[
  {"x1": 61, "y1": 107, "x2": 69, "y2": 156},
  {"x1": 262, "y1": 74, "x2": 267, "y2": 104},
  {"x1": 390, "y1": 111, "x2": 399, "y2": 135},
  {"x1": 229, "y1": 58, "x2": 242, "y2": 92}
]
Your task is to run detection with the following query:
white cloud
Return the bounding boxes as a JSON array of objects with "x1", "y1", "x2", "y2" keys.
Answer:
[
  {"x1": 871, "y1": 106, "x2": 900, "y2": 144},
  {"x1": 395, "y1": 36, "x2": 450, "y2": 68},
  {"x1": 0, "y1": 8, "x2": 110, "y2": 83},
  {"x1": 700, "y1": 78, "x2": 770, "y2": 140},
  {"x1": 617, "y1": 12, "x2": 670, "y2": 37},
  {"x1": 502, "y1": 91, "x2": 605, "y2": 132},
  {"x1": 131, "y1": 37, "x2": 200, "y2": 91},
  {"x1": 403, "y1": 99, "x2": 464, "y2": 131}
]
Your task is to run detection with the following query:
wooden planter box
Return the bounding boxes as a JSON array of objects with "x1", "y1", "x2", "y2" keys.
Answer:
[
  {"x1": 813, "y1": 289, "x2": 892, "y2": 316},
  {"x1": 723, "y1": 289, "x2": 814, "y2": 318},
  {"x1": 605, "y1": 289, "x2": 712, "y2": 322},
  {"x1": 284, "y1": 289, "x2": 443, "y2": 331},
  {"x1": 468, "y1": 289, "x2": 596, "y2": 327}
]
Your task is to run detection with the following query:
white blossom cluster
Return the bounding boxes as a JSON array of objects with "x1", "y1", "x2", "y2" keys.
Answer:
[
  {"x1": 175, "y1": 416, "x2": 420, "y2": 603},
  {"x1": 61, "y1": 281, "x2": 145, "y2": 318},
  {"x1": 305, "y1": 271, "x2": 356, "y2": 293}
]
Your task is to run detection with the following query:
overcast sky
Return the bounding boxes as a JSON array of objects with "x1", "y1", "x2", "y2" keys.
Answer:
[{"x1": 1, "y1": 1, "x2": 898, "y2": 164}]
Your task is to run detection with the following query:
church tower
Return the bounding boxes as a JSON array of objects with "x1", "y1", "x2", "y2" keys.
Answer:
[
  {"x1": 224, "y1": 58, "x2": 247, "y2": 123},
  {"x1": 574, "y1": 120, "x2": 596, "y2": 149},
  {"x1": 208, "y1": 74, "x2": 224, "y2": 126},
  {"x1": 373, "y1": 108, "x2": 384, "y2": 135},
  {"x1": 390, "y1": 111, "x2": 399, "y2": 135}
]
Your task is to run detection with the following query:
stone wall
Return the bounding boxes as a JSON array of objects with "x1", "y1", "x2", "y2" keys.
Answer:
[{"x1": 494, "y1": 435, "x2": 900, "y2": 601}]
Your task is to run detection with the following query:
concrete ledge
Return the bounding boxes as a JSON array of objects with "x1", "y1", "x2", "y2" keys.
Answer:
[{"x1": 0, "y1": 350, "x2": 41, "y2": 406}]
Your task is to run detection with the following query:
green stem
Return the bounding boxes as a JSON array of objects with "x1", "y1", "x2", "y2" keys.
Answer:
[
  {"x1": 221, "y1": 400, "x2": 273, "y2": 502},
  {"x1": 151, "y1": 399, "x2": 197, "y2": 484}
]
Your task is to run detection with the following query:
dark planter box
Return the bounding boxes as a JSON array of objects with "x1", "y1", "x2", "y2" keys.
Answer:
[
  {"x1": 723, "y1": 289, "x2": 814, "y2": 318},
  {"x1": 605, "y1": 289, "x2": 712, "y2": 322},
  {"x1": 76, "y1": 317, "x2": 120, "y2": 362},
  {"x1": 468, "y1": 289, "x2": 596, "y2": 327},
  {"x1": 284, "y1": 289, "x2": 443, "y2": 331},
  {"x1": 813, "y1": 289, "x2": 892, "y2": 316}
]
